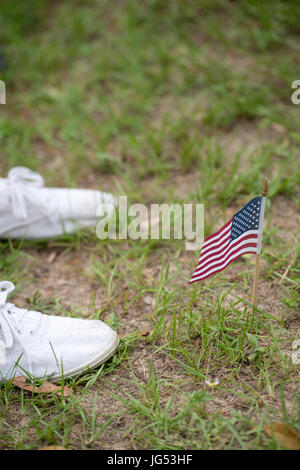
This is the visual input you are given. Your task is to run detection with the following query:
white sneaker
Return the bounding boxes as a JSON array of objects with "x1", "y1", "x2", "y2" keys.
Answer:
[
  {"x1": 0, "y1": 281, "x2": 119, "y2": 381},
  {"x1": 0, "y1": 166, "x2": 116, "y2": 239}
]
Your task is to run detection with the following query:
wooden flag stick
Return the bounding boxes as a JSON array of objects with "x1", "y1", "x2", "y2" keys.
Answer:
[
  {"x1": 251, "y1": 255, "x2": 260, "y2": 308},
  {"x1": 251, "y1": 178, "x2": 268, "y2": 308}
]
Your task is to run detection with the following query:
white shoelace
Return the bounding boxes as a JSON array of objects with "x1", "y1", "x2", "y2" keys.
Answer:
[
  {"x1": 0, "y1": 167, "x2": 59, "y2": 234},
  {"x1": 0, "y1": 281, "x2": 41, "y2": 374}
]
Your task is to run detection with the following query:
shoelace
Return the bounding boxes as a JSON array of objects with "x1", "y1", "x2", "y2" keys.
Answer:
[
  {"x1": 0, "y1": 281, "x2": 41, "y2": 374},
  {"x1": 0, "y1": 167, "x2": 59, "y2": 235}
]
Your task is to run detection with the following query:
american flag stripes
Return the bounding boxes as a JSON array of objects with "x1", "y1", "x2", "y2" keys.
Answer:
[{"x1": 189, "y1": 197, "x2": 266, "y2": 284}]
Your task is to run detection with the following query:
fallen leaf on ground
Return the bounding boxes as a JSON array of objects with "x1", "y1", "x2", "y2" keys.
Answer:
[
  {"x1": 120, "y1": 330, "x2": 150, "y2": 338},
  {"x1": 47, "y1": 251, "x2": 57, "y2": 264},
  {"x1": 264, "y1": 423, "x2": 300, "y2": 450},
  {"x1": 12, "y1": 376, "x2": 73, "y2": 397},
  {"x1": 139, "y1": 330, "x2": 150, "y2": 336},
  {"x1": 38, "y1": 446, "x2": 67, "y2": 450}
]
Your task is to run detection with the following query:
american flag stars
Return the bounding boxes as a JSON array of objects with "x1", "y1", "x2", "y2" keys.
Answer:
[{"x1": 230, "y1": 197, "x2": 262, "y2": 242}]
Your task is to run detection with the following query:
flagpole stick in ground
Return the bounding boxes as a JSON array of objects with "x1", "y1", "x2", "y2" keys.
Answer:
[{"x1": 251, "y1": 178, "x2": 268, "y2": 308}]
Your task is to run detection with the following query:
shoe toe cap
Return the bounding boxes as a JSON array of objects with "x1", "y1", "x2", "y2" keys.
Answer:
[{"x1": 45, "y1": 317, "x2": 118, "y2": 376}]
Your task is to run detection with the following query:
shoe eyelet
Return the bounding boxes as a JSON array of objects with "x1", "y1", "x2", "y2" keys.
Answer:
[
  {"x1": 16, "y1": 329, "x2": 22, "y2": 335},
  {"x1": 29, "y1": 330, "x2": 35, "y2": 335}
]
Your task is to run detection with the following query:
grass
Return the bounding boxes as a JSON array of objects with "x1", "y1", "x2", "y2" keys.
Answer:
[{"x1": 0, "y1": 0, "x2": 299, "y2": 450}]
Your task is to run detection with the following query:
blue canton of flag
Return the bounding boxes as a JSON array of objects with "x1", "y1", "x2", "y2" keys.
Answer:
[{"x1": 229, "y1": 197, "x2": 262, "y2": 242}]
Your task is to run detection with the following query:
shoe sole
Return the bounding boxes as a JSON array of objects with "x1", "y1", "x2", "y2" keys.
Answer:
[{"x1": 50, "y1": 332, "x2": 120, "y2": 382}]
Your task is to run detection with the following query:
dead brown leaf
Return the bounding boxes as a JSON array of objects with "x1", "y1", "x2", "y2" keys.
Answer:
[
  {"x1": 120, "y1": 330, "x2": 150, "y2": 338},
  {"x1": 47, "y1": 251, "x2": 57, "y2": 264},
  {"x1": 38, "y1": 446, "x2": 67, "y2": 450},
  {"x1": 140, "y1": 330, "x2": 150, "y2": 336},
  {"x1": 12, "y1": 376, "x2": 73, "y2": 397},
  {"x1": 265, "y1": 423, "x2": 300, "y2": 450}
]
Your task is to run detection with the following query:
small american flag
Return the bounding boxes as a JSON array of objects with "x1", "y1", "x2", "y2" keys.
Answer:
[{"x1": 189, "y1": 196, "x2": 266, "y2": 284}]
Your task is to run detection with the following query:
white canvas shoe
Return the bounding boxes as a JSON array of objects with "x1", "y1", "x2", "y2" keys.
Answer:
[
  {"x1": 0, "y1": 281, "x2": 119, "y2": 381},
  {"x1": 0, "y1": 166, "x2": 116, "y2": 239}
]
